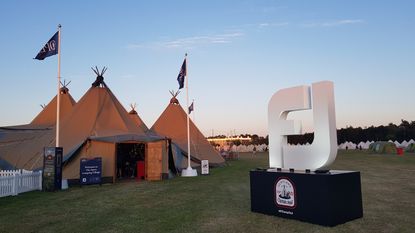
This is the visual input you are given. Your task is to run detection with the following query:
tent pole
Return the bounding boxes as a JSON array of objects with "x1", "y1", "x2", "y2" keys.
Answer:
[{"x1": 56, "y1": 24, "x2": 61, "y2": 147}]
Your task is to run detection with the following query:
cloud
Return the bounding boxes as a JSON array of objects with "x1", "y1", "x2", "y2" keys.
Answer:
[
  {"x1": 258, "y1": 22, "x2": 289, "y2": 28},
  {"x1": 127, "y1": 32, "x2": 244, "y2": 50},
  {"x1": 302, "y1": 19, "x2": 364, "y2": 28}
]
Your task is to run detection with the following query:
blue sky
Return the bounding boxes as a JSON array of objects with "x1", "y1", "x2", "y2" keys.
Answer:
[{"x1": 0, "y1": 0, "x2": 414, "y2": 136}]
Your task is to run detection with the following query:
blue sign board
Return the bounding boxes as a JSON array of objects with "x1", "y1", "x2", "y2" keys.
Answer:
[{"x1": 80, "y1": 157, "x2": 102, "y2": 185}]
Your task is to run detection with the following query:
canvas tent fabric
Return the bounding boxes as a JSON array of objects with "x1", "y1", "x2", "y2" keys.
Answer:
[
  {"x1": 31, "y1": 88, "x2": 76, "y2": 127},
  {"x1": 58, "y1": 82, "x2": 167, "y2": 180},
  {"x1": 151, "y1": 99, "x2": 225, "y2": 167},
  {"x1": 0, "y1": 79, "x2": 166, "y2": 179},
  {"x1": 58, "y1": 85, "x2": 146, "y2": 158},
  {"x1": 0, "y1": 89, "x2": 76, "y2": 170},
  {"x1": 0, "y1": 127, "x2": 54, "y2": 170},
  {"x1": 128, "y1": 108, "x2": 149, "y2": 132}
]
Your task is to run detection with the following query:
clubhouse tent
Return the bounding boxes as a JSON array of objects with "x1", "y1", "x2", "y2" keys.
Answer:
[{"x1": 0, "y1": 69, "x2": 177, "y2": 182}]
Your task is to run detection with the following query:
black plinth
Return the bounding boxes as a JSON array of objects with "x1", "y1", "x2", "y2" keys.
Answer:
[{"x1": 250, "y1": 169, "x2": 363, "y2": 226}]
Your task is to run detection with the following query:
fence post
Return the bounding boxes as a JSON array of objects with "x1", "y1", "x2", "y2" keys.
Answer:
[
  {"x1": 12, "y1": 174, "x2": 17, "y2": 196},
  {"x1": 38, "y1": 171, "x2": 43, "y2": 191}
]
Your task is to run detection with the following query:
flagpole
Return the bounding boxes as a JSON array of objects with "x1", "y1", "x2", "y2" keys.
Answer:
[
  {"x1": 182, "y1": 53, "x2": 197, "y2": 177},
  {"x1": 186, "y1": 54, "x2": 190, "y2": 169},
  {"x1": 56, "y1": 24, "x2": 61, "y2": 147}
]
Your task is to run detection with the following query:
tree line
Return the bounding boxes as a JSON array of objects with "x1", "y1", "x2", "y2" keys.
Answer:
[
  {"x1": 289, "y1": 119, "x2": 415, "y2": 145},
  {"x1": 209, "y1": 120, "x2": 415, "y2": 146}
]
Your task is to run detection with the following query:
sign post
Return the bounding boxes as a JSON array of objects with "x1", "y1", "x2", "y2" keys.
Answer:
[
  {"x1": 201, "y1": 160, "x2": 209, "y2": 175},
  {"x1": 80, "y1": 157, "x2": 102, "y2": 186},
  {"x1": 42, "y1": 147, "x2": 63, "y2": 192}
]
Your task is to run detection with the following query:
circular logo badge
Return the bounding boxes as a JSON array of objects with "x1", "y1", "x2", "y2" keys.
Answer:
[{"x1": 275, "y1": 177, "x2": 296, "y2": 209}]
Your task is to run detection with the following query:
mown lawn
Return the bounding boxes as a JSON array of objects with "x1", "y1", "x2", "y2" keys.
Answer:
[{"x1": 1, "y1": 151, "x2": 414, "y2": 233}]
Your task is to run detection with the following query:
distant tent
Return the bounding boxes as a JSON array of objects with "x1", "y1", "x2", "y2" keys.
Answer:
[
  {"x1": 338, "y1": 141, "x2": 357, "y2": 150},
  {"x1": 357, "y1": 141, "x2": 372, "y2": 150},
  {"x1": 406, "y1": 143, "x2": 415, "y2": 152},
  {"x1": 393, "y1": 140, "x2": 402, "y2": 148},
  {"x1": 258, "y1": 144, "x2": 268, "y2": 152},
  {"x1": 368, "y1": 141, "x2": 397, "y2": 154},
  {"x1": 237, "y1": 144, "x2": 247, "y2": 152},
  {"x1": 150, "y1": 91, "x2": 225, "y2": 168},
  {"x1": 31, "y1": 82, "x2": 76, "y2": 127}
]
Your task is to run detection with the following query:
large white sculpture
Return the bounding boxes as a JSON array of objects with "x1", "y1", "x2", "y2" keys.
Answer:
[{"x1": 268, "y1": 81, "x2": 337, "y2": 171}]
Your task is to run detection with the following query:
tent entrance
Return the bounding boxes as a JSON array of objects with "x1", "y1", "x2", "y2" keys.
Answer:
[{"x1": 116, "y1": 143, "x2": 145, "y2": 180}]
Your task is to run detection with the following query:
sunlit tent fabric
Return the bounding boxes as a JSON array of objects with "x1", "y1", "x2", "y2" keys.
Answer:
[
  {"x1": 128, "y1": 106, "x2": 149, "y2": 132},
  {"x1": 368, "y1": 141, "x2": 397, "y2": 154},
  {"x1": 57, "y1": 77, "x2": 166, "y2": 180},
  {"x1": 1, "y1": 73, "x2": 168, "y2": 181},
  {"x1": 0, "y1": 87, "x2": 76, "y2": 170},
  {"x1": 151, "y1": 96, "x2": 225, "y2": 167},
  {"x1": 31, "y1": 86, "x2": 76, "y2": 127}
]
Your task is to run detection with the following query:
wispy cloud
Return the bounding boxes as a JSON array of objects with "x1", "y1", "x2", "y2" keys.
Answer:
[
  {"x1": 127, "y1": 31, "x2": 244, "y2": 50},
  {"x1": 258, "y1": 22, "x2": 289, "y2": 28},
  {"x1": 302, "y1": 19, "x2": 364, "y2": 28}
]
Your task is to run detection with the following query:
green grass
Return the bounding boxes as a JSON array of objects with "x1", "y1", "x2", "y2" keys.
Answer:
[{"x1": 1, "y1": 151, "x2": 415, "y2": 233}]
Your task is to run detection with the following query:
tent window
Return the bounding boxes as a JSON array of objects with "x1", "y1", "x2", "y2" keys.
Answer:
[{"x1": 116, "y1": 143, "x2": 145, "y2": 179}]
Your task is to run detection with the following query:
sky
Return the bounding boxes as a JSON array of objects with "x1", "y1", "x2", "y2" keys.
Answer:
[{"x1": 0, "y1": 0, "x2": 414, "y2": 137}]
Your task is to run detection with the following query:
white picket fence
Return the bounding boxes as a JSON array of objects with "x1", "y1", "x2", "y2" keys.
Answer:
[{"x1": 0, "y1": 169, "x2": 42, "y2": 198}]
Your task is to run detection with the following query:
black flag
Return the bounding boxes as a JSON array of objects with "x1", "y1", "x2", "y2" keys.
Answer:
[
  {"x1": 188, "y1": 102, "x2": 194, "y2": 114},
  {"x1": 34, "y1": 31, "x2": 59, "y2": 60},
  {"x1": 177, "y1": 58, "x2": 186, "y2": 89}
]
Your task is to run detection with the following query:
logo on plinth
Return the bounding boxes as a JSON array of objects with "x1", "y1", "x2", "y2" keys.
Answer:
[{"x1": 275, "y1": 177, "x2": 296, "y2": 209}]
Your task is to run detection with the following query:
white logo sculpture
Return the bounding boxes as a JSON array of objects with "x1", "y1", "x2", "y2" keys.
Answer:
[{"x1": 268, "y1": 81, "x2": 337, "y2": 171}]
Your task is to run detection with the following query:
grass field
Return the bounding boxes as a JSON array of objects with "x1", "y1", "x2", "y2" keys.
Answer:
[{"x1": 1, "y1": 150, "x2": 415, "y2": 233}]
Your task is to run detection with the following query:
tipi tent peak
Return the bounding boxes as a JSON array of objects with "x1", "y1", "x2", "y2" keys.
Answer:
[
  {"x1": 169, "y1": 90, "x2": 180, "y2": 105},
  {"x1": 59, "y1": 79, "x2": 71, "y2": 94},
  {"x1": 129, "y1": 103, "x2": 138, "y2": 114},
  {"x1": 30, "y1": 80, "x2": 76, "y2": 127},
  {"x1": 91, "y1": 66, "x2": 107, "y2": 88}
]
